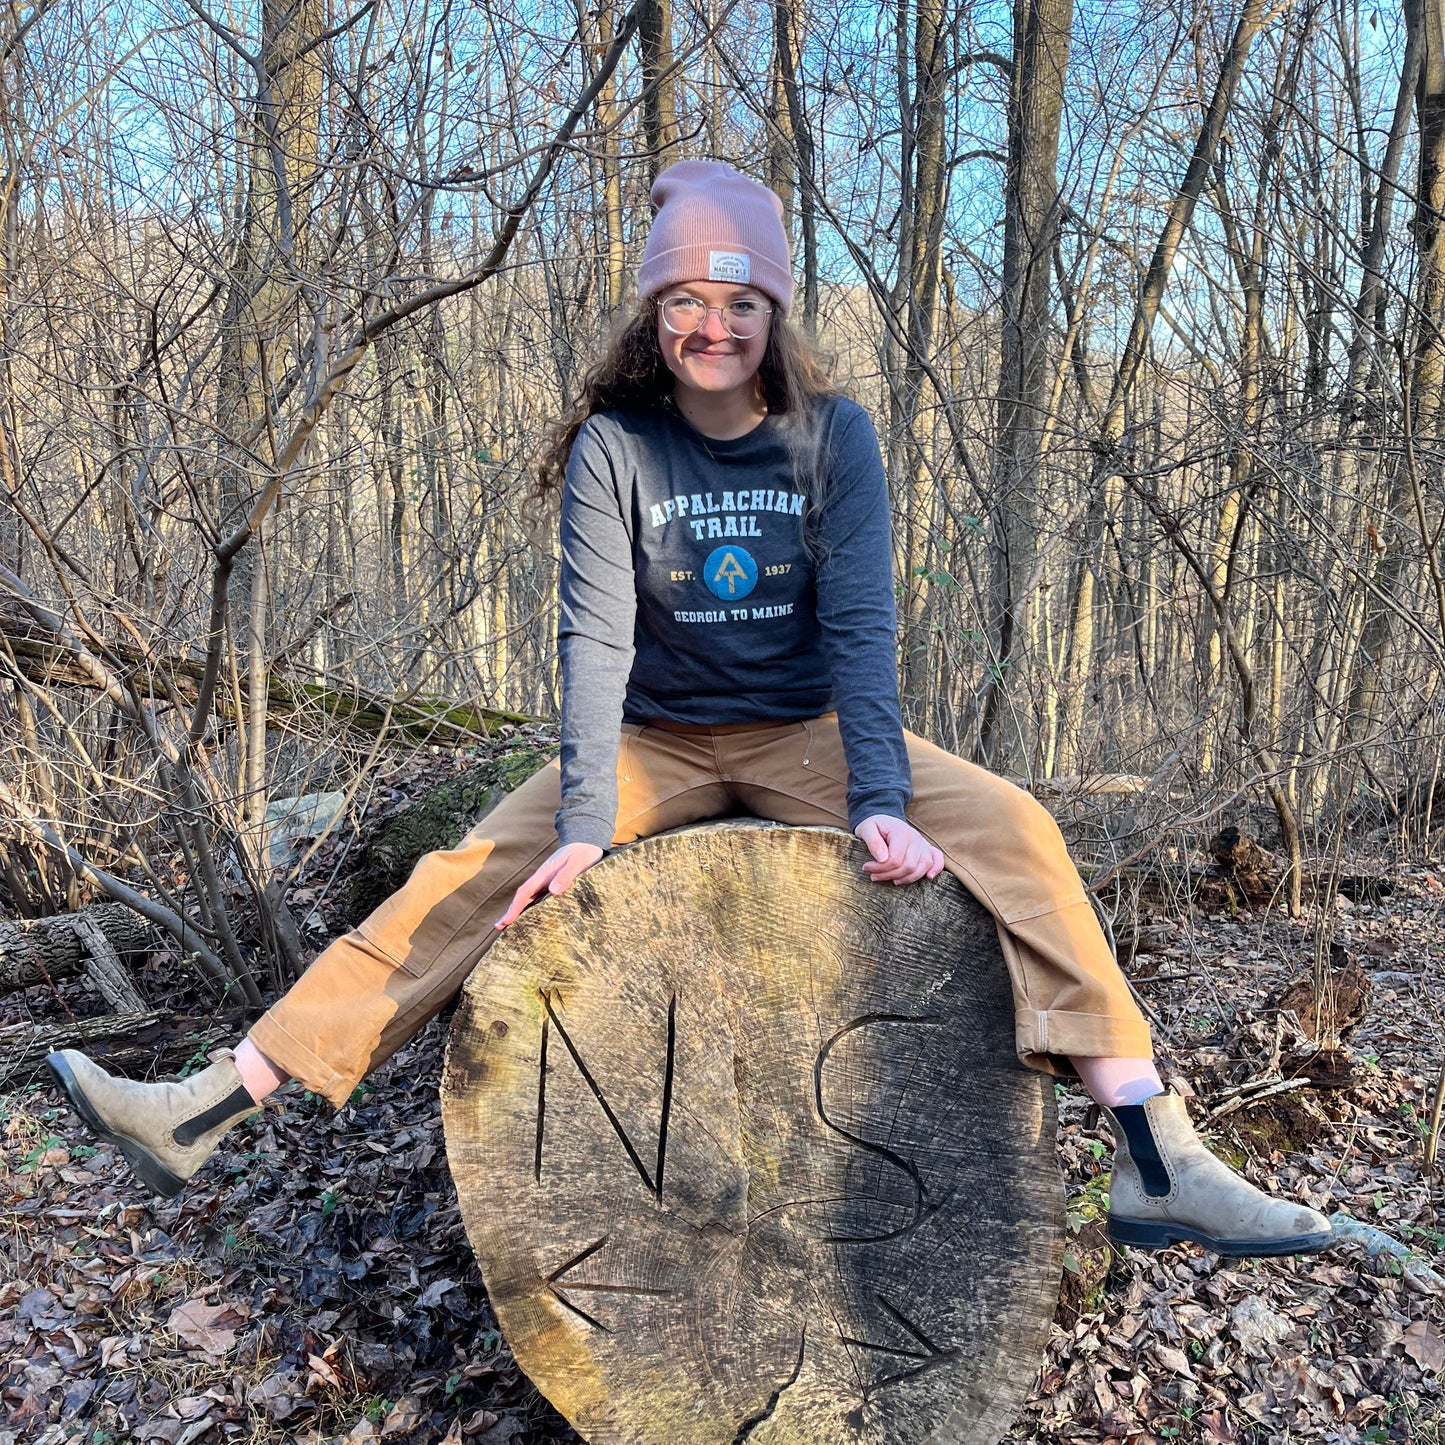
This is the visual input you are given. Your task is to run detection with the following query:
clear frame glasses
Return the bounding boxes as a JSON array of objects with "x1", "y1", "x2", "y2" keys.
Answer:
[{"x1": 659, "y1": 294, "x2": 775, "y2": 340}]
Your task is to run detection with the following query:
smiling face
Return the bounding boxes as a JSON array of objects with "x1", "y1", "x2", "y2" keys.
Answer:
[{"x1": 655, "y1": 281, "x2": 774, "y2": 405}]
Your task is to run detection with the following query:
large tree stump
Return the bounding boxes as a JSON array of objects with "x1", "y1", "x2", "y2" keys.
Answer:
[{"x1": 442, "y1": 823, "x2": 1064, "y2": 1445}]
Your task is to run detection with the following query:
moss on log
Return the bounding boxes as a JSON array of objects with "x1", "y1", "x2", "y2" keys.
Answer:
[
  {"x1": 343, "y1": 746, "x2": 553, "y2": 922},
  {"x1": 1, "y1": 606, "x2": 535, "y2": 745}
]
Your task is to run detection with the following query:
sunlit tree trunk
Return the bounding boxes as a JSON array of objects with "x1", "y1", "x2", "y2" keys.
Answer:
[
  {"x1": 639, "y1": 0, "x2": 678, "y2": 176},
  {"x1": 1347, "y1": 0, "x2": 1445, "y2": 755},
  {"x1": 215, "y1": 0, "x2": 325, "y2": 846},
  {"x1": 1056, "y1": 472, "x2": 1121, "y2": 774},
  {"x1": 982, "y1": 0, "x2": 1075, "y2": 772},
  {"x1": 893, "y1": 0, "x2": 951, "y2": 721},
  {"x1": 0, "y1": 3, "x2": 30, "y2": 578}
]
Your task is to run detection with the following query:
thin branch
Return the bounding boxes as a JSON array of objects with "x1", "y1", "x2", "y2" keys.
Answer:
[{"x1": 0, "y1": 0, "x2": 58, "y2": 63}]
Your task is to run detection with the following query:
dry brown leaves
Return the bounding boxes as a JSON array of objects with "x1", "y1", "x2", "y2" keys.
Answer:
[
  {"x1": 1005, "y1": 858, "x2": 1445, "y2": 1445},
  {"x1": 0, "y1": 1016, "x2": 573, "y2": 1445},
  {"x1": 2, "y1": 806, "x2": 1444, "y2": 1444}
]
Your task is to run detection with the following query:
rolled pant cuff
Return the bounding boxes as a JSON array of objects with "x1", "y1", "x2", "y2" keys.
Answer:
[
  {"x1": 248, "y1": 1015, "x2": 359, "y2": 1110},
  {"x1": 1016, "y1": 1008, "x2": 1155, "y2": 1078}
]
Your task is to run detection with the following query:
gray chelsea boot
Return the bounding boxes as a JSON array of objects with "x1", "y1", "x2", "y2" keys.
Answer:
[
  {"x1": 1104, "y1": 1091, "x2": 1333, "y2": 1256},
  {"x1": 47, "y1": 1048, "x2": 259, "y2": 1198}
]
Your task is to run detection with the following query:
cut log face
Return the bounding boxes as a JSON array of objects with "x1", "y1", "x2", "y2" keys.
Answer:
[{"x1": 442, "y1": 823, "x2": 1063, "y2": 1445}]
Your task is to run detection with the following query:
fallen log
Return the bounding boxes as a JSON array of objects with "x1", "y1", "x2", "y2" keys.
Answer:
[
  {"x1": 0, "y1": 1010, "x2": 163, "y2": 1087},
  {"x1": 343, "y1": 745, "x2": 554, "y2": 922},
  {"x1": 442, "y1": 822, "x2": 1063, "y2": 1445},
  {"x1": 69, "y1": 911, "x2": 149, "y2": 1012},
  {"x1": 1013, "y1": 773, "x2": 1149, "y2": 797},
  {"x1": 1, "y1": 599, "x2": 536, "y2": 745},
  {"x1": 0, "y1": 904, "x2": 156, "y2": 997}
]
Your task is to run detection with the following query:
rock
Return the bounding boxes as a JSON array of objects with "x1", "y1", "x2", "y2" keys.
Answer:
[{"x1": 264, "y1": 791, "x2": 347, "y2": 867}]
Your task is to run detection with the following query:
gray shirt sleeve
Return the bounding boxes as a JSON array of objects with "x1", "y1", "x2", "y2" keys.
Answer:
[
  {"x1": 555, "y1": 418, "x2": 636, "y2": 850},
  {"x1": 814, "y1": 402, "x2": 913, "y2": 826}
]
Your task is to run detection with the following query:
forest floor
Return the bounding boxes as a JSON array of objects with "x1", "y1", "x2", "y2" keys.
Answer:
[{"x1": 2, "y1": 739, "x2": 1444, "y2": 1445}]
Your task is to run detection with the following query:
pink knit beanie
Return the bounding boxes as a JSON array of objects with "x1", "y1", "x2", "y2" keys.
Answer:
[{"x1": 638, "y1": 160, "x2": 794, "y2": 316}]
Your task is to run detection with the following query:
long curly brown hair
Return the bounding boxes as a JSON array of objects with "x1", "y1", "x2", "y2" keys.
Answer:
[{"x1": 533, "y1": 299, "x2": 838, "y2": 512}]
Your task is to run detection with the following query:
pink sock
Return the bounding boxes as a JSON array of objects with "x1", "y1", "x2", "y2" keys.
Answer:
[
  {"x1": 1071, "y1": 1056, "x2": 1165, "y2": 1109},
  {"x1": 233, "y1": 1038, "x2": 291, "y2": 1103}
]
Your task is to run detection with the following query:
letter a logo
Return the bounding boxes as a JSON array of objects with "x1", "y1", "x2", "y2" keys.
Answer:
[
  {"x1": 716, "y1": 554, "x2": 747, "y2": 593},
  {"x1": 703, "y1": 545, "x2": 758, "y2": 601}
]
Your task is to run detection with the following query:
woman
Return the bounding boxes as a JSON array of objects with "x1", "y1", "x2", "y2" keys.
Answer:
[{"x1": 50, "y1": 160, "x2": 1330, "y2": 1257}]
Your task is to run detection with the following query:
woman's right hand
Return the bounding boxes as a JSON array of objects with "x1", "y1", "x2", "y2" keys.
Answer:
[{"x1": 495, "y1": 842, "x2": 606, "y2": 929}]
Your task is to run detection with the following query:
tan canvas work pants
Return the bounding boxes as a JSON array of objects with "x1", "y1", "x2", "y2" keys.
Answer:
[{"x1": 250, "y1": 716, "x2": 1153, "y2": 1106}]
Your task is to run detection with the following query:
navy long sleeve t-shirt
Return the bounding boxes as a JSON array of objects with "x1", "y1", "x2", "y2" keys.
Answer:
[{"x1": 555, "y1": 395, "x2": 912, "y2": 849}]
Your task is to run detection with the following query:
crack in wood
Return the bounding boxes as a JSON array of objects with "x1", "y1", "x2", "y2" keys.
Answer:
[
  {"x1": 656, "y1": 992, "x2": 677, "y2": 1198},
  {"x1": 534, "y1": 1015, "x2": 549, "y2": 1184},
  {"x1": 556, "y1": 1281, "x2": 674, "y2": 1295},
  {"x1": 812, "y1": 1014, "x2": 941, "y2": 1243},
  {"x1": 731, "y1": 1328, "x2": 806, "y2": 1443},
  {"x1": 535, "y1": 990, "x2": 677, "y2": 1199},
  {"x1": 549, "y1": 1290, "x2": 611, "y2": 1333}
]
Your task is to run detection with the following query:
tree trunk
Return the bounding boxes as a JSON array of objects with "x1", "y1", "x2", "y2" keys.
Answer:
[
  {"x1": 895, "y1": 0, "x2": 952, "y2": 721},
  {"x1": 638, "y1": 0, "x2": 678, "y2": 177},
  {"x1": 1343, "y1": 8, "x2": 1421, "y2": 403},
  {"x1": 765, "y1": 14, "x2": 797, "y2": 228},
  {"x1": 214, "y1": 0, "x2": 326, "y2": 852},
  {"x1": 595, "y1": 0, "x2": 628, "y2": 312},
  {"x1": 1413, "y1": 0, "x2": 1445, "y2": 432},
  {"x1": 1090, "y1": 0, "x2": 1266, "y2": 485},
  {"x1": 0, "y1": 603, "x2": 534, "y2": 742},
  {"x1": 771, "y1": 0, "x2": 819, "y2": 330},
  {"x1": 443, "y1": 822, "x2": 1062, "y2": 1445},
  {"x1": 0, "y1": 2, "x2": 28, "y2": 578},
  {"x1": 1347, "y1": 0, "x2": 1445, "y2": 744},
  {"x1": 1055, "y1": 471, "x2": 1122, "y2": 774},
  {"x1": 982, "y1": 0, "x2": 1075, "y2": 771}
]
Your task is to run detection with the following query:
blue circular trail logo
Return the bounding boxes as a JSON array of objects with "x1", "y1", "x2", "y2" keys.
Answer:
[{"x1": 704, "y1": 545, "x2": 758, "y2": 601}]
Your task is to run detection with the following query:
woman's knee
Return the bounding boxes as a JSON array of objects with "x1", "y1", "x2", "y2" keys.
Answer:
[
  {"x1": 1003, "y1": 782, "x2": 1068, "y2": 844},
  {"x1": 918, "y1": 751, "x2": 1056, "y2": 831},
  {"x1": 911, "y1": 758, "x2": 1077, "y2": 877}
]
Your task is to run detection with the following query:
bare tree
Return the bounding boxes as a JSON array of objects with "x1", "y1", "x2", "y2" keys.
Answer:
[{"x1": 981, "y1": 0, "x2": 1074, "y2": 772}]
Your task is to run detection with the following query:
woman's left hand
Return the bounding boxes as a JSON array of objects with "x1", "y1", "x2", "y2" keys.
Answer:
[{"x1": 853, "y1": 814, "x2": 945, "y2": 886}]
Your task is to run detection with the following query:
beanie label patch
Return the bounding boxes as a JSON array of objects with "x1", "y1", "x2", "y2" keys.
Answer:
[{"x1": 708, "y1": 251, "x2": 750, "y2": 283}]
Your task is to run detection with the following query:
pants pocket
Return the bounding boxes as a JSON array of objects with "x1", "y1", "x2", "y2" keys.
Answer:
[
  {"x1": 800, "y1": 716, "x2": 849, "y2": 783},
  {"x1": 617, "y1": 722, "x2": 644, "y2": 785}
]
